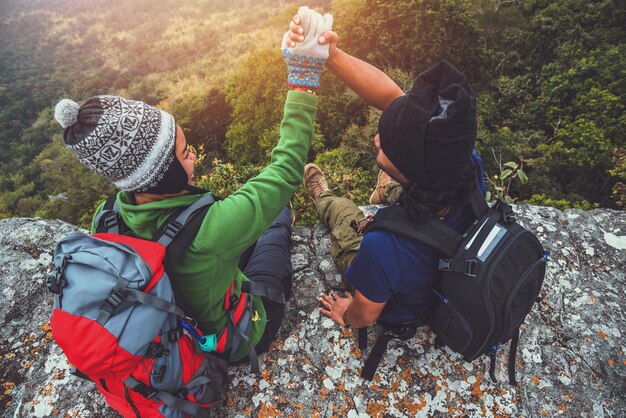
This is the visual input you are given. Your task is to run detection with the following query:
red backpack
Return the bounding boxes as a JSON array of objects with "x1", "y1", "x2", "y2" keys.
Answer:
[{"x1": 47, "y1": 193, "x2": 263, "y2": 417}]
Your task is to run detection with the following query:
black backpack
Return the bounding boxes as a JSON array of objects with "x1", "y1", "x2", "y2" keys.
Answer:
[{"x1": 359, "y1": 186, "x2": 548, "y2": 385}]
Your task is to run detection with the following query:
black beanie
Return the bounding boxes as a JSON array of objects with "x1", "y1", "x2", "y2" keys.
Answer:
[{"x1": 378, "y1": 61, "x2": 476, "y2": 188}]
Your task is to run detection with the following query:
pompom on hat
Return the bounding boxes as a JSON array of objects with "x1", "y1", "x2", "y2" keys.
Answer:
[
  {"x1": 378, "y1": 61, "x2": 477, "y2": 188},
  {"x1": 54, "y1": 95, "x2": 188, "y2": 194},
  {"x1": 54, "y1": 99, "x2": 80, "y2": 128}
]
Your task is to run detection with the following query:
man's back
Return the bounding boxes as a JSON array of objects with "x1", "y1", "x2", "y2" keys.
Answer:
[{"x1": 344, "y1": 152, "x2": 486, "y2": 325}]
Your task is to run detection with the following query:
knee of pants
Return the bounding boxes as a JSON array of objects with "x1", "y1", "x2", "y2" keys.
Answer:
[{"x1": 271, "y1": 206, "x2": 293, "y2": 229}]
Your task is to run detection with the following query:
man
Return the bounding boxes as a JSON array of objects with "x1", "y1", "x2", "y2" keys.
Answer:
[
  {"x1": 53, "y1": 7, "x2": 332, "y2": 366},
  {"x1": 286, "y1": 16, "x2": 485, "y2": 329}
]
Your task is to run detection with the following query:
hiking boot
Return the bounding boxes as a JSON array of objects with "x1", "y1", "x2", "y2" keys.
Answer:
[
  {"x1": 369, "y1": 170, "x2": 393, "y2": 204},
  {"x1": 304, "y1": 163, "x2": 329, "y2": 201}
]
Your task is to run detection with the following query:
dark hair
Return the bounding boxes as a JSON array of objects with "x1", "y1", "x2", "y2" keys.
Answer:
[{"x1": 398, "y1": 160, "x2": 477, "y2": 221}]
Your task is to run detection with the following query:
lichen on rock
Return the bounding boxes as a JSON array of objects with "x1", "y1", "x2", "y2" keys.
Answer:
[{"x1": 1, "y1": 205, "x2": 624, "y2": 417}]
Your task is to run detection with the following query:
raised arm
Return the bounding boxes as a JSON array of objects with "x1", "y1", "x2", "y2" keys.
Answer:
[{"x1": 288, "y1": 15, "x2": 404, "y2": 110}]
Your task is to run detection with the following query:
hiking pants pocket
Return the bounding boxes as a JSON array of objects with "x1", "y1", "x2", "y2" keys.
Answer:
[{"x1": 330, "y1": 221, "x2": 362, "y2": 273}]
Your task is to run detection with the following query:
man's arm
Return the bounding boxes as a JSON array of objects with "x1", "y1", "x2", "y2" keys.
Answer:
[
  {"x1": 319, "y1": 290, "x2": 385, "y2": 328},
  {"x1": 325, "y1": 46, "x2": 405, "y2": 111}
]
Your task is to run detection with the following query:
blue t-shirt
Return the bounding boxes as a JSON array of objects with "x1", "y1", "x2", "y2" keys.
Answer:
[{"x1": 345, "y1": 151, "x2": 486, "y2": 325}]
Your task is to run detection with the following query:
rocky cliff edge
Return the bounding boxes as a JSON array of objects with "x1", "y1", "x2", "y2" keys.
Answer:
[{"x1": 0, "y1": 204, "x2": 625, "y2": 417}]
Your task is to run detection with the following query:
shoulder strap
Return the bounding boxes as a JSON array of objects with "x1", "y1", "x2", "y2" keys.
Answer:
[
  {"x1": 94, "y1": 195, "x2": 124, "y2": 234},
  {"x1": 470, "y1": 181, "x2": 489, "y2": 217},
  {"x1": 363, "y1": 205, "x2": 461, "y2": 258},
  {"x1": 152, "y1": 193, "x2": 217, "y2": 272}
]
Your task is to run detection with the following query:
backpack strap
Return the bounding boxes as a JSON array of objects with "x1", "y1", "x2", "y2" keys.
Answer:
[
  {"x1": 241, "y1": 281, "x2": 286, "y2": 305},
  {"x1": 359, "y1": 316, "x2": 429, "y2": 381},
  {"x1": 470, "y1": 182, "x2": 489, "y2": 217},
  {"x1": 94, "y1": 195, "x2": 123, "y2": 234},
  {"x1": 508, "y1": 327, "x2": 520, "y2": 386},
  {"x1": 363, "y1": 205, "x2": 461, "y2": 258},
  {"x1": 96, "y1": 288, "x2": 185, "y2": 326},
  {"x1": 152, "y1": 193, "x2": 216, "y2": 272}
]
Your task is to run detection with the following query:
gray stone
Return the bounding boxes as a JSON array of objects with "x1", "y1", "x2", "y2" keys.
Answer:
[{"x1": 1, "y1": 205, "x2": 625, "y2": 417}]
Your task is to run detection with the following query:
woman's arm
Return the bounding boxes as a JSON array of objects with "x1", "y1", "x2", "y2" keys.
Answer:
[{"x1": 288, "y1": 16, "x2": 404, "y2": 110}]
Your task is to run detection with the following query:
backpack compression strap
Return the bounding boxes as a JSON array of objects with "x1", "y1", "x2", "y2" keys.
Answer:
[{"x1": 124, "y1": 376, "x2": 216, "y2": 418}]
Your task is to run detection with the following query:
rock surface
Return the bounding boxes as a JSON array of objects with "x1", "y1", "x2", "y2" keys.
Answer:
[{"x1": 0, "y1": 205, "x2": 625, "y2": 417}]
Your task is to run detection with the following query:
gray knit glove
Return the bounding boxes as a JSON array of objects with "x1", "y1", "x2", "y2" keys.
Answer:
[{"x1": 281, "y1": 6, "x2": 333, "y2": 89}]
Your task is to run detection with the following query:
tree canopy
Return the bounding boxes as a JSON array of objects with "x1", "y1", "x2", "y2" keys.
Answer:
[{"x1": 0, "y1": 0, "x2": 623, "y2": 227}]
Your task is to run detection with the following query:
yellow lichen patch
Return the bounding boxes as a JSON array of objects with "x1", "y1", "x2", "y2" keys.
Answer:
[
  {"x1": 24, "y1": 362, "x2": 30, "y2": 369},
  {"x1": 401, "y1": 368, "x2": 414, "y2": 382},
  {"x1": 259, "y1": 401, "x2": 282, "y2": 417},
  {"x1": 471, "y1": 373, "x2": 483, "y2": 397},
  {"x1": 541, "y1": 410, "x2": 548, "y2": 416},
  {"x1": 350, "y1": 344, "x2": 362, "y2": 359},
  {"x1": 382, "y1": 380, "x2": 399, "y2": 397},
  {"x1": 41, "y1": 323, "x2": 51, "y2": 332},
  {"x1": 366, "y1": 401, "x2": 388, "y2": 416},
  {"x1": 396, "y1": 395, "x2": 428, "y2": 415},
  {"x1": 598, "y1": 331, "x2": 608, "y2": 340},
  {"x1": 588, "y1": 295, "x2": 597, "y2": 304},
  {"x1": 558, "y1": 403, "x2": 566, "y2": 413},
  {"x1": 607, "y1": 359, "x2": 614, "y2": 366},
  {"x1": 533, "y1": 376, "x2": 540, "y2": 385}
]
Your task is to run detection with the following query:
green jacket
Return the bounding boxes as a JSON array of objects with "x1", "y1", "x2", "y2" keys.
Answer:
[{"x1": 91, "y1": 90, "x2": 318, "y2": 361}]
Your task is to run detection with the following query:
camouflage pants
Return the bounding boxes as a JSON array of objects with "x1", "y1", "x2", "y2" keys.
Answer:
[{"x1": 314, "y1": 182, "x2": 403, "y2": 274}]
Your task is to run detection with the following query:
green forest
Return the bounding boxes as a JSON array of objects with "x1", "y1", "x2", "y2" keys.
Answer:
[{"x1": 0, "y1": 0, "x2": 624, "y2": 227}]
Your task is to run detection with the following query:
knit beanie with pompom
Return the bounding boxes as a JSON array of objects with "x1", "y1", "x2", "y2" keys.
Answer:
[{"x1": 54, "y1": 95, "x2": 188, "y2": 194}]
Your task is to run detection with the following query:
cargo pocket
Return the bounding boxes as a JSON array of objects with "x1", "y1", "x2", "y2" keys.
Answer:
[{"x1": 330, "y1": 219, "x2": 363, "y2": 273}]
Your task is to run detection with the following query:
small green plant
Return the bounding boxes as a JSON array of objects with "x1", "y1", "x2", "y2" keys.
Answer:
[{"x1": 485, "y1": 150, "x2": 528, "y2": 203}]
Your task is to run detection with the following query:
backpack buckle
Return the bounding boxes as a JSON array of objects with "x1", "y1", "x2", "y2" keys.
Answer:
[
  {"x1": 163, "y1": 221, "x2": 183, "y2": 239},
  {"x1": 465, "y1": 259, "x2": 479, "y2": 277},
  {"x1": 101, "y1": 288, "x2": 128, "y2": 314},
  {"x1": 146, "y1": 342, "x2": 170, "y2": 359},
  {"x1": 132, "y1": 382, "x2": 158, "y2": 399},
  {"x1": 438, "y1": 258, "x2": 454, "y2": 272},
  {"x1": 47, "y1": 270, "x2": 66, "y2": 294},
  {"x1": 47, "y1": 254, "x2": 71, "y2": 295},
  {"x1": 102, "y1": 211, "x2": 118, "y2": 230},
  {"x1": 496, "y1": 199, "x2": 516, "y2": 223}
]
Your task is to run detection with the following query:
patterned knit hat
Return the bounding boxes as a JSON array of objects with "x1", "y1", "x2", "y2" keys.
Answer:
[{"x1": 54, "y1": 95, "x2": 185, "y2": 193}]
